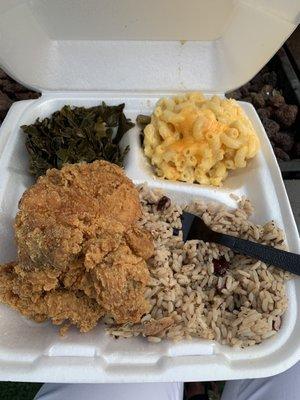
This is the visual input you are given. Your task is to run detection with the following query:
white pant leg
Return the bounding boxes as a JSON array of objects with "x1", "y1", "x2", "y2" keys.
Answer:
[
  {"x1": 34, "y1": 382, "x2": 184, "y2": 400},
  {"x1": 221, "y1": 362, "x2": 300, "y2": 400}
]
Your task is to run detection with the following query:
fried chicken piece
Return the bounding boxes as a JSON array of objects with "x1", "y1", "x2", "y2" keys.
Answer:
[
  {"x1": 141, "y1": 317, "x2": 174, "y2": 336},
  {"x1": 125, "y1": 226, "x2": 154, "y2": 260},
  {"x1": 131, "y1": 316, "x2": 174, "y2": 336},
  {"x1": 83, "y1": 217, "x2": 126, "y2": 271},
  {"x1": 61, "y1": 242, "x2": 152, "y2": 324},
  {"x1": 11, "y1": 263, "x2": 60, "y2": 294},
  {"x1": 45, "y1": 291, "x2": 103, "y2": 332},
  {"x1": 0, "y1": 235, "x2": 151, "y2": 328},
  {"x1": 89, "y1": 242, "x2": 150, "y2": 323},
  {"x1": 15, "y1": 161, "x2": 141, "y2": 269},
  {"x1": 0, "y1": 263, "x2": 104, "y2": 331},
  {"x1": 61, "y1": 223, "x2": 153, "y2": 323},
  {"x1": 0, "y1": 161, "x2": 154, "y2": 331}
]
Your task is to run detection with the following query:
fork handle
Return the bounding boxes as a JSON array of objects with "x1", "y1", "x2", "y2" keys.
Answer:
[{"x1": 215, "y1": 233, "x2": 300, "y2": 276}]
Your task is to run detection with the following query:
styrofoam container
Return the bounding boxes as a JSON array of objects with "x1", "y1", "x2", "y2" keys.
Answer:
[
  {"x1": 0, "y1": 0, "x2": 299, "y2": 383},
  {"x1": 0, "y1": 93, "x2": 299, "y2": 383}
]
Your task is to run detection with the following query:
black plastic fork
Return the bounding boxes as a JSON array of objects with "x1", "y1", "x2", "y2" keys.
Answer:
[{"x1": 181, "y1": 211, "x2": 300, "y2": 276}]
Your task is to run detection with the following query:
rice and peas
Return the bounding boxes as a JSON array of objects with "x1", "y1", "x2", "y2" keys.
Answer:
[{"x1": 108, "y1": 185, "x2": 290, "y2": 347}]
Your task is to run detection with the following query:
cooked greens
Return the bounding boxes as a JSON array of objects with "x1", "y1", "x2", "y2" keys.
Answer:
[
  {"x1": 136, "y1": 114, "x2": 151, "y2": 128},
  {"x1": 21, "y1": 102, "x2": 134, "y2": 178}
]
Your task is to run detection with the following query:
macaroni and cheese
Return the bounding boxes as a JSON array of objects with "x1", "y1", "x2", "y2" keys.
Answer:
[{"x1": 143, "y1": 92, "x2": 260, "y2": 186}]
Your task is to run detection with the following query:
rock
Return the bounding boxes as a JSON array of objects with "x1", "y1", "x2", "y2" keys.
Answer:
[
  {"x1": 262, "y1": 71, "x2": 277, "y2": 87},
  {"x1": 274, "y1": 147, "x2": 290, "y2": 161},
  {"x1": 274, "y1": 104, "x2": 298, "y2": 128},
  {"x1": 260, "y1": 84, "x2": 274, "y2": 101},
  {"x1": 0, "y1": 78, "x2": 10, "y2": 90},
  {"x1": 251, "y1": 92, "x2": 265, "y2": 108},
  {"x1": 292, "y1": 141, "x2": 300, "y2": 158},
  {"x1": 0, "y1": 90, "x2": 13, "y2": 109},
  {"x1": 0, "y1": 79, "x2": 26, "y2": 94},
  {"x1": 248, "y1": 82, "x2": 262, "y2": 92},
  {"x1": 261, "y1": 117, "x2": 280, "y2": 138},
  {"x1": 14, "y1": 91, "x2": 40, "y2": 100},
  {"x1": 226, "y1": 90, "x2": 242, "y2": 100},
  {"x1": 272, "y1": 131, "x2": 294, "y2": 153},
  {"x1": 0, "y1": 69, "x2": 8, "y2": 79},
  {"x1": 269, "y1": 91, "x2": 285, "y2": 108},
  {"x1": 241, "y1": 96, "x2": 252, "y2": 103},
  {"x1": 257, "y1": 107, "x2": 272, "y2": 120},
  {"x1": 0, "y1": 90, "x2": 13, "y2": 121},
  {"x1": 240, "y1": 82, "x2": 251, "y2": 96},
  {"x1": 250, "y1": 74, "x2": 265, "y2": 91}
]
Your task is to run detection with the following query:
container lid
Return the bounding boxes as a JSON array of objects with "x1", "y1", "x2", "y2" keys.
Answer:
[{"x1": 0, "y1": 0, "x2": 299, "y2": 93}]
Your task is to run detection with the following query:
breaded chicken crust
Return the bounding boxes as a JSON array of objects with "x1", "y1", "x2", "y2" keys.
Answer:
[
  {"x1": 15, "y1": 161, "x2": 142, "y2": 269},
  {"x1": 0, "y1": 161, "x2": 154, "y2": 331}
]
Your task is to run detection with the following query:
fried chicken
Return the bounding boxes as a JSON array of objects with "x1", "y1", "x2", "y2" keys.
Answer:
[
  {"x1": 0, "y1": 263, "x2": 104, "y2": 331},
  {"x1": 0, "y1": 161, "x2": 154, "y2": 331},
  {"x1": 15, "y1": 161, "x2": 142, "y2": 269},
  {"x1": 88, "y1": 242, "x2": 150, "y2": 323},
  {"x1": 132, "y1": 316, "x2": 174, "y2": 337}
]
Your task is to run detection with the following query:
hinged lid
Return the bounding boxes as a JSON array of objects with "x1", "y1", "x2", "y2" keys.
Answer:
[{"x1": 0, "y1": 0, "x2": 299, "y2": 93}]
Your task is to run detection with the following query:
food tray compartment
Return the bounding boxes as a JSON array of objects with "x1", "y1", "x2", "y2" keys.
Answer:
[{"x1": 0, "y1": 94, "x2": 299, "y2": 383}]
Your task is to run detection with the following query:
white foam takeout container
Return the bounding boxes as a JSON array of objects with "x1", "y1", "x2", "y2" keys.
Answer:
[{"x1": 0, "y1": 0, "x2": 299, "y2": 383}]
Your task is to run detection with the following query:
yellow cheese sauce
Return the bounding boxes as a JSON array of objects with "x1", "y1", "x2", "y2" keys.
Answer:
[{"x1": 143, "y1": 92, "x2": 260, "y2": 186}]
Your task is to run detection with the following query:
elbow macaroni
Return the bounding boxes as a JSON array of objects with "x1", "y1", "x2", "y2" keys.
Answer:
[{"x1": 143, "y1": 92, "x2": 260, "y2": 186}]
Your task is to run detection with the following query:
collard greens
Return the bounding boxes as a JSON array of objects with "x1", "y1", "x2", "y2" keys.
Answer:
[{"x1": 21, "y1": 102, "x2": 134, "y2": 178}]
